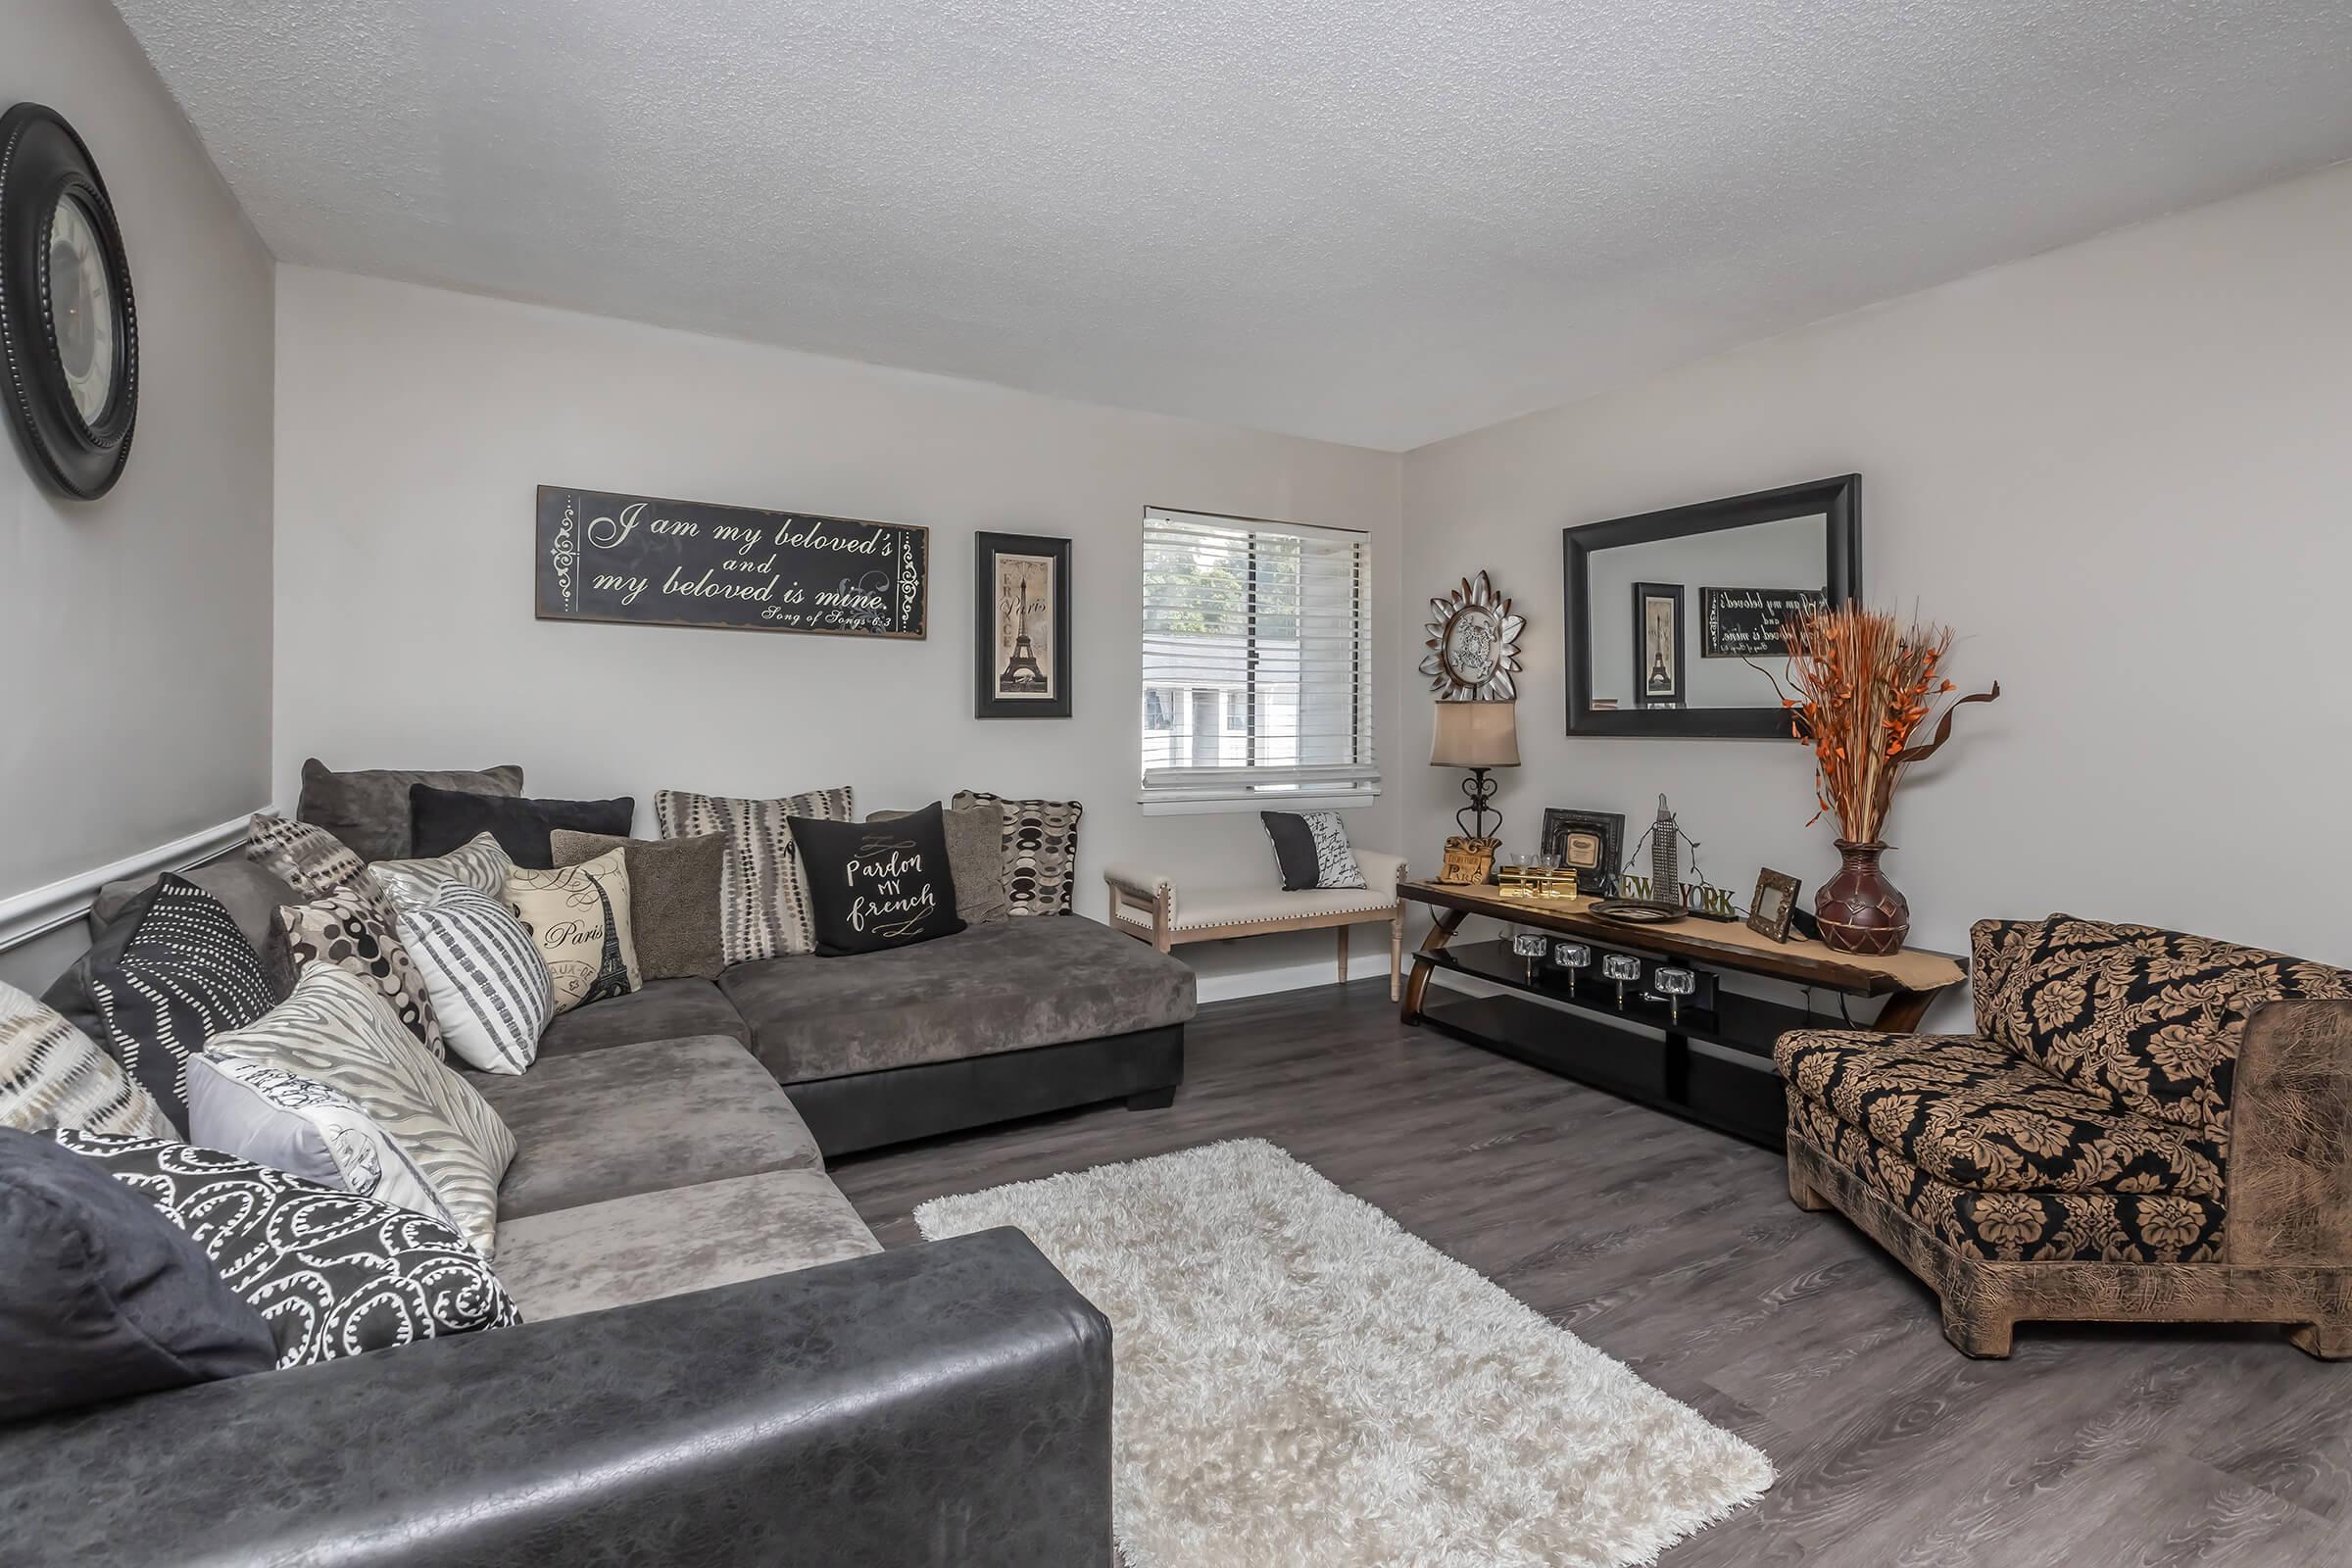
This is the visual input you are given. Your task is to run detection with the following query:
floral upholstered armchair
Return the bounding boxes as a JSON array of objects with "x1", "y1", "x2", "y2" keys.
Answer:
[{"x1": 1776, "y1": 914, "x2": 2352, "y2": 1357}]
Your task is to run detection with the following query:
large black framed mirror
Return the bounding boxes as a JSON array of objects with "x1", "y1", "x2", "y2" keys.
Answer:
[{"x1": 1563, "y1": 474, "x2": 1859, "y2": 738}]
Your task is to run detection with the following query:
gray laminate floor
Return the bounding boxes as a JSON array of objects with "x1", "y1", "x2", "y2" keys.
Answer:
[{"x1": 830, "y1": 978, "x2": 2352, "y2": 1567}]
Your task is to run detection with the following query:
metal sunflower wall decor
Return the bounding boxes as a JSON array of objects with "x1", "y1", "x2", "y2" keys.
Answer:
[{"x1": 1419, "y1": 570, "x2": 1525, "y2": 701}]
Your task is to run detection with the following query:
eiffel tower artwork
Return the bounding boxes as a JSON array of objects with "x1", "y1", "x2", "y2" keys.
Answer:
[
  {"x1": 998, "y1": 563, "x2": 1048, "y2": 694},
  {"x1": 579, "y1": 872, "x2": 632, "y2": 1006}
]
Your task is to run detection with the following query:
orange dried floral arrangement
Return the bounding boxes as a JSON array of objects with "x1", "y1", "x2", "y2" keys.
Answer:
[{"x1": 1770, "y1": 606, "x2": 1999, "y2": 843}]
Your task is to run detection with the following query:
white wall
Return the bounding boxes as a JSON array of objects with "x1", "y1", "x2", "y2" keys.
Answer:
[
  {"x1": 0, "y1": 0, "x2": 274, "y2": 990},
  {"x1": 272, "y1": 268, "x2": 1404, "y2": 1000},
  {"x1": 1402, "y1": 159, "x2": 2352, "y2": 1016}
]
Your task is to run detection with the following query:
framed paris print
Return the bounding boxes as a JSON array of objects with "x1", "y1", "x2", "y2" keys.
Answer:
[
  {"x1": 1631, "y1": 582, "x2": 1684, "y2": 709},
  {"x1": 975, "y1": 532, "x2": 1071, "y2": 718}
]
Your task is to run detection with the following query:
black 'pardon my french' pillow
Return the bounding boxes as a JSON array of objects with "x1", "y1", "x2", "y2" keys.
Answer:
[
  {"x1": 0, "y1": 1127, "x2": 275, "y2": 1421},
  {"x1": 787, "y1": 802, "x2": 967, "y2": 956}
]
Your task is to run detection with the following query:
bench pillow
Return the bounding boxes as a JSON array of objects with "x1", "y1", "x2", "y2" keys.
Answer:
[{"x1": 1260, "y1": 810, "x2": 1368, "y2": 892}]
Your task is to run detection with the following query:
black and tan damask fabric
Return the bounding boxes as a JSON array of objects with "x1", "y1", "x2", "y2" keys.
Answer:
[
  {"x1": 954, "y1": 790, "x2": 1083, "y2": 916},
  {"x1": 56, "y1": 1129, "x2": 520, "y2": 1368},
  {"x1": 1968, "y1": 914, "x2": 2352, "y2": 1144},
  {"x1": 1776, "y1": 1030, "x2": 2224, "y2": 1198},
  {"x1": 1788, "y1": 1094, "x2": 2225, "y2": 1264}
]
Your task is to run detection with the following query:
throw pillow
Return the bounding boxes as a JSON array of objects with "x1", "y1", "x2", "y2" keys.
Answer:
[
  {"x1": 506, "y1": 849, "x2": 642, "y2": 1014},
  {"x1": 43, "y1": 876, "x2": 275, "y2": 1133},
  {"x1": 396, "y1": 887, "x2": 554, "y2": 1073},
  {"x1": 409, "y1": 784, "x2": 635, "y2": 870},
  {"x1": 869, "y1": 804, "x2": 1010, "y2": 923},
  {"x1": 656, "y1": 786, "x2": 855, "y2": 962},
  {"x1": 56, "y1": 1129, "x2": 521, "y2": 1368},
  {"x1": 954, "y1": 790, "x2": 1084, "y2": 916},
  {"x1": 90, "y1": 857, "x2": 303, "y2": 1000},
  {"x1": 788, "y1": 803, "x2": 967, "y2": 956},
  {"x1": 200, "y1": 962, "x2": 515, "y2": 1258},
  {"x1": 1, "y1": 979, "x2": 173, "y2": 1140},
  {"x1": 279, "y1": 885, "x2": 447, "y2": 1059},
  {"x1": 370, "y1": 832, "x2": 515, "y2": 915},
  {"x1": 247, "y1": 811, "x2": 374, "y2": 900},
  {"x1": 0, "y1": 1127, "x2": 275, "y2": 1420},
  {"x1": 550, "y1": 828, "x2": 725, "y2": 981},
  {"x1": 185, "y1": 1055, "x2": 459, "y2": 1227},
  {"x1": 297, "y1": 758, "x2": 525, "y2": 862},
  {"x1": 1260, "y1": 810, "x2": 1368, "y2": 892}
]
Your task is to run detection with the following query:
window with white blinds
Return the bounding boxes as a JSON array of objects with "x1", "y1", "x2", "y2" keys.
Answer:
[{"x1": 1140, "y1": 507, "x2": 1377, "y2": 807}]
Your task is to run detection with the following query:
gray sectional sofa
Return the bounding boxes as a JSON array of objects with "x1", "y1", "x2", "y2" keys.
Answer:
[{"x1": 4, "y1": 881, "x2": 1196, "y2": 1564}]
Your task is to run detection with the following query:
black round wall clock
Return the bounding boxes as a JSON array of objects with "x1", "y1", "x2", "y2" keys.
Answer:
[{"x1": 0, "y1": 102, "x2": 138, "y2": 499}]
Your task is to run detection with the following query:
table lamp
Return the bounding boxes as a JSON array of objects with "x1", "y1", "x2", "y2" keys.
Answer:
[{"x1": 1430, "y1": 699, "x2": 1520, "y2": 844}]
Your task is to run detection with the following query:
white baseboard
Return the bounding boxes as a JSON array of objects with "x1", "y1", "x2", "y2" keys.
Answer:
[{"x1": 0, "y1": 814, "x2": 257, "y2": 953}]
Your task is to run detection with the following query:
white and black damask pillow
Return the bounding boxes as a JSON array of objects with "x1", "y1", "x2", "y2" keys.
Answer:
[
  {"x1": 55, "y1": 1129, "x2": 521, "y2": 1369},
  {"x1": 1259, "y1": 810, "x2": 1368, "y2": 892}
]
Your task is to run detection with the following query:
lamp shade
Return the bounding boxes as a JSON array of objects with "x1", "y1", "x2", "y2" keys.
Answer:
[{"x1": 1430, "y1": 700, "x2": 1520, "y2": 768}]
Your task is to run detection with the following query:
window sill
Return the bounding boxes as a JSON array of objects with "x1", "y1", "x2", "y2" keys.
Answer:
[{"x1": 1139, "y1": 791, "x2": 1383, "y2": 817}]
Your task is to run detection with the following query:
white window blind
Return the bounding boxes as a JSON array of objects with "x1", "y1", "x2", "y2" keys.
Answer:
[{"x1": 1140, "y1": 508, "x2": 1377, "y2": 806}]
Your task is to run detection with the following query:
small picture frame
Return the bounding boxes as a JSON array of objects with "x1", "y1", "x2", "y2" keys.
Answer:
[
  {"x1": 974, "y1": 532, "x2": 1071, "y2": 718},
  {"x1": 1632, "y1": 582, "x2": 1685, "y2": 709},
  {"x1": 1747, "y1": 868, "x2": 1801, "y2": 943},
  {"x1": 1538, "y1": 807, "x2": 1626, "y2": 897}
]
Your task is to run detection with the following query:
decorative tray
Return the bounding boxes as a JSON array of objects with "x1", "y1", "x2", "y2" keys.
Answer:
[{"x1": 1590, "y1": 899, "x2": 1688, "y2": 924}]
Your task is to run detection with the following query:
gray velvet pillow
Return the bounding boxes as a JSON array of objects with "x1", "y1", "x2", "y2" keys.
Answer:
[
  {"x1": 88, "y1": 857, "x2": 303, "y2": 999},
  {"x1": 869, "y1": 804, "x2": 1010, "y2": 924},
  {"x1": 550, "y1": 829, "x2": 725, "y2": 981},
  {"x1": 298, "y1": 758, "x2": 524, "y2": 862},
  {"x1": 0, "y1": 1127, "x2": 276, "y2": 1420}
]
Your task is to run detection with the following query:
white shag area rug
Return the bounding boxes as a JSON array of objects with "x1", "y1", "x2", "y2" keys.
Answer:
[{"x1": 914, "y1": 1139, "x2": 1772, "y2": 1568}]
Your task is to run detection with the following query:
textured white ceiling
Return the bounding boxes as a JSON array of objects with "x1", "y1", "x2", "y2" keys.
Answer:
[{"x1": 111, "y1": 1, "x2": 2352, "y2": 450}]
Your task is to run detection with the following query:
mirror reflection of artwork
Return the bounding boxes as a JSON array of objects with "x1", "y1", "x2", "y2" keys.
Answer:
[
  {"x1": 995, "y1": 554, "x2": 1054, "y2": 700},
  {"x1": 1633, "y1": 582, "x2": 1684, "y2": 709}
]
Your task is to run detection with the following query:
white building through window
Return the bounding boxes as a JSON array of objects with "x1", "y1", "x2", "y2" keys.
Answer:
[{"x1": 1139, "y1": 508, "x2": 1377, "y2": 809}]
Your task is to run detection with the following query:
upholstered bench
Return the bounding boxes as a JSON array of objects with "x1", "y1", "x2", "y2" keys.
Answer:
[
  {"x1": 1779, "y1": 912, "x2": 2352, "y2": 1358},
  {"x1": 1103, "y1": 854, "x2": 1408, "y2": 1001}
]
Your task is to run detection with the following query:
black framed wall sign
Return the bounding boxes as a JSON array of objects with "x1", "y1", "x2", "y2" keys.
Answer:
[
  {"x1": 974, "y1": 531, "x2": 1071, "y2": 718},
  {"x1": 1563, "y1": 474, "x2": 1859, "y2": 739},
  {"x1": 535, "y1": 486, "x2": 928, "y2": 639}
]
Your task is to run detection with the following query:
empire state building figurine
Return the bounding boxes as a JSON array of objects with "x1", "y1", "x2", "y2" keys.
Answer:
[{"x1": 999, "y1": 566, "x2": 1046, "y2": 691}]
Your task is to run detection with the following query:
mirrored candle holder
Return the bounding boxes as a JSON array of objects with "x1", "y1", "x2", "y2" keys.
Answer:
[
  {"x1": 1601, "y1": 953, "x2": 1643, "y2": 1009},
  {"x1": 1653, "y1": 966, "x2": 1697, "y2": 1023},
  {"x1": 1549, "y1": 941, "x2": 1592, "y2": 996}
]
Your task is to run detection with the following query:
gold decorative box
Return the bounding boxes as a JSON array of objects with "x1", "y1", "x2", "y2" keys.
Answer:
[{"x1": 1494, "y1": 865, "x2": 1582, "y2": 902}]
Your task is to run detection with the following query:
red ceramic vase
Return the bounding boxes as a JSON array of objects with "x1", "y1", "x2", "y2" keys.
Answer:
[{"x1": 1815, "y1": 839, "x2": 1910, "y2": 956}]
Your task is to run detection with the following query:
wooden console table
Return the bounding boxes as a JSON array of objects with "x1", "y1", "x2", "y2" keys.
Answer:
[{"x1": 1398, "y1": 879, "x2": 1966, "y2": 1147}]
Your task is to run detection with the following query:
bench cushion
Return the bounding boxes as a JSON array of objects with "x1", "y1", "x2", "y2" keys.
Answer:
[
  {"x1": 466, "y1": 1036, "x2": 820, "y2": 1221},
  {"x1": 1789, "y1": 1093, "x2": 2226, "y2": 1264},
  {"x1": 491, "y1": 1168, "x2": 879, "y2": 1320},
  {"x1": 722, "y1": 917, "x2": 1195, "y2": 1085},
  {"x1": 534, "y1": 977, "x2": 748, "y2": 1059},
  {"x1": 1111, "y1": 883, "x2": 1398, "y2": 933},
  {"x1": 1777, "y1": 1030, "x2": 2224, "y2": 1198}
]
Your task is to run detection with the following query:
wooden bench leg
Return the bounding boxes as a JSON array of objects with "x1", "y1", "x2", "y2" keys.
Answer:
[
  {"x1": 1389, "y1": 911, "x2": 1403, "y2": 1003},
  {"x1": 1336, "y1": 922, "x2": 1348, "y2": 985}
]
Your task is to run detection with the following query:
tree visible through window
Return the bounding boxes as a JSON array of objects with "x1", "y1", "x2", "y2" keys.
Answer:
[{"x1": 1140, "y1": 509, "x2": 1377, "y2": 806}]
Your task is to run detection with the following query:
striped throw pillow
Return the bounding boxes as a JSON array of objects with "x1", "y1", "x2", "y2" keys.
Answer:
[
  {"x1": 0, "y1": 980, "x2": 174, "y2": 1140},
  {"x1": 397, "y1": 887, "x2": 552, "y2": 1074},
  {"x1": 203, "y1": 963, "x2": 514, "y2": 1258},
  {"x1": 655, "y1": 786, "x2": 854, "y2": 963}
]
